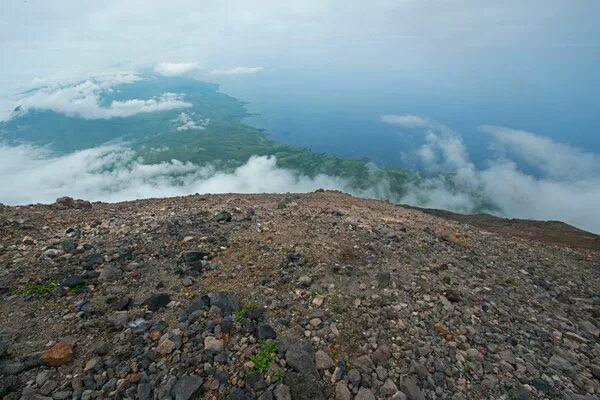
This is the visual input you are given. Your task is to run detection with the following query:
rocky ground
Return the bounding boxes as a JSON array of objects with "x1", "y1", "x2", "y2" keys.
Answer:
[{"x1": 0, "y1": 191, "x2": 598, "y2": 400}]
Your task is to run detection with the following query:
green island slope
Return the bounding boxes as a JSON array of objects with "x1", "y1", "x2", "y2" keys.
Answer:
[{"x1": 0, "y1": 75, "x2": 413, "y2": 195}]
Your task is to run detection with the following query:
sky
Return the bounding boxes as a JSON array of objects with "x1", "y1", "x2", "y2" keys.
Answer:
[{"x1": 1, "y1": 1, "x2": 599, "y2": 231}]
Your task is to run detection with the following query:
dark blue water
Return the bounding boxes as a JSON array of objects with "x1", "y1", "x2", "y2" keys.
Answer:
[{"x1": 216, "y1": 68, "x2": 600, "y2": 173}]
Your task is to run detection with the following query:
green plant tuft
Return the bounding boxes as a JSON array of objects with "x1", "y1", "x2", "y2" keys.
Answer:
[
  {"x1": 20, "y1": 280, "x2": 59, "y2": 296},
  {"x1": 505, "y1": 276, "x2": 520, "y2": 287},
  {"x1": 250, "y1": 339, "x2": 278, "y2": 374},
  {"x1": 67, "y1": 283, "x2": 87, "y2": 294},
  {"x1": 234, "y1": 302, "x2": 261, "y2": 322}
]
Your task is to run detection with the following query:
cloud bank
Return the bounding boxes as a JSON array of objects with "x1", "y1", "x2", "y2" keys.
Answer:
[
  {"x1": 0, "y1": 144, "x2": 357, "y2": 205},
  {"x1": 1, "y1": 118, "x2": 599, "y2": 233},
  {"x1": 384, "y1": 115, "x2": 600, "y2": 232},
  {"x1": 154, "y1": 62, "x2": 201, "y2": 77},
  {"x1": 209, "y1": 67, "x2": 264, "y2": 76},
  {"x1": 11, "y1": 74, "x2": 192, "y2": 120},
  {"x1": 481, "y1": 125, "x2": 600, "y2": 180}
]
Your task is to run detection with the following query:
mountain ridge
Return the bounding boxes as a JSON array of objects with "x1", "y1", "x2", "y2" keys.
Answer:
[{"x1": 0, "y1": 191, "x2": 598, "y2": 399}]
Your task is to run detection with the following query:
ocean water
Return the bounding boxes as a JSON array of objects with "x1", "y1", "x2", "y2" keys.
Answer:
[{"x1": 216, "y1": 69, "x2": 600, "y2": 174}]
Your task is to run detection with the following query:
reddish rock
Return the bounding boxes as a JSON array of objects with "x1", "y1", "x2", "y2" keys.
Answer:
[{"x1": 40, "y1": 342, "x2": 73, "y2": 366}]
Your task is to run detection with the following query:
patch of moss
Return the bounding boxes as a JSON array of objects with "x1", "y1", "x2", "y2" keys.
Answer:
[
  {"x1": 19, "y1": 280, "x2": 59, "y2": 296},
  {"x1": 505, "y1": 276, "x2": 520, "y2": 287},
  {"x1": 250, "y1": 340, "x2": 278, "y2": 374},
  {"x1": 67, "y1": 283, "x2": 87, "y2": 294}
]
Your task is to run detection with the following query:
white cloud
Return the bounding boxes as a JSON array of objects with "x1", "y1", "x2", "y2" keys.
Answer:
[
  {"x1": 381, "y1": 114, "x2": 431, "y2": 128},
  {"x1": 209, "y1": 67, "x2": 264, "y2": 75},
  {"x1": 173, "y1": 112, "x2": 210, "y2": 131},
  {"x1": 154, "y1": 62, "x2": 201, "y2": 77},
  {"x1": 11, "y1": 76, "x2": 192, "y2": 119},
  {"x1": 480, "y1": 125, "x2": 600, "y2": 179},
  {"x1": 394, "y1": 120, "x2": 600, "y2": 233},
  {"x1": 0, "y1": 144, "x2": 360, "y2": 205},
  {"x1": 1, "y1": 124, "x2": 599, "y2": 233}
]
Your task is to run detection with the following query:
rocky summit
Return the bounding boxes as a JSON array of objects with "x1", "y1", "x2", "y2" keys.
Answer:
[{"x1": 0, "y1": 191, "x2": 598, "y2": 400}]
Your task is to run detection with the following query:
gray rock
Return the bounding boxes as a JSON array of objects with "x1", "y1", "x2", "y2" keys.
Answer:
[
  {"x1": 0, "y1": 340, "x2": 8, "y2": 358},
  {"x1": 61, "y1": 275, "x2": 84, "y2": 288},
  {"x1": 54, "y1": 196, "x2": 75, "y2": 208},
  {"x1": 399, "y1": 376, "x2": 425, "y2": 400},
  {"x1": 380, "y1": 379, "x2": 399, "y2": 397},
  {"x1": 591, "y1": 364, "x2": 600, "y2": 379},
  {"x1": 335, "y1": 382, "x2": 352, "y2": 400},
  {"x1": 208, "y1": 291, "x2": 240, "y2": 315},
  {"x1": 371, "y1": 345, "x2": 391, "y2": 366},
  {"x1": 390, "y1": 392, "x2": 408, "y2": 400},
  {"x1": 348, "y1": 369, "x2": 361, "y2": 384},
  {"x1": 39, "y1": 379, "x2": 57, "y2": 395},
  {"x1": 20, "y1": 387, "x2": 52, "y2": 400},
  {"x1": 273, "y1": 383, "x2": 292, "y2": 400},
  {"x1": 285, "y1": 341, "x2": 319, "y2": 378},
  {"x1": 1, "y1": 361, "x2": 25, "y2": 375},
  {"x1": 51, "y1": 391, "x2": 71, "y2": 399},
  {"x1": 510, "y1": 385, "x2": 534, "y2": 400},
  {"x1": 230, "y1": 388, "x2": 254, "y2": 400},
  {"x1": 182, "y1": 250, "x2": 208, "y2": 264},
  {"x1": 257, "y1": 323, "x2": 277, "y2": 340},
  {"x1": 113, "y1": 296, "x2": 131, "y2": 311},
  {"x1": 258, "y1": 390, "x2": 274, "y2": 400},
  {"x1": 283, "y1": 371, "x2": 325, "y2": 400},
  {"x1": 91, "y1": 341, "x2": 110, "y2": 355},
  {"x1": 548, "y1": 354, "x2": 575, "y2": 374},
  {"x1": 375, "y1": 366, "x2": 388, "y2": 381},
  {"x1": 61, "y1": 239, "x2": 77, "y2": 253},
  {"x1": 172, "y1": 375, "x2": 203, "y2": 400},
  {"x1": 580, "y1": 320, "x2": 599, "y2": 337},
  {"x1": 128, "y1": 318, "x2": 150, "y2": 333},
  {"x1": 355, "y1": 387, "x2": 376, "y2": 400},
  {"x1": 315, "y1": 350, "x2": 334, "y2": 370},
  {"x1": 99, "y1": 264, "x2": 122, "y2": 281},
  {"x1": 298, "y1": 276, "x2": 312, "y2": 287},
  {"x1": 353, "y1": 355, "x2": 375, "y2": 373},
  {"x1": 82, "y1": 253, "x2": 103, "y2": 269},
  {"x1": 108, "y1": 311, "x2": 129, "y2": 328},
  {"x1": 214, "y1": 211, "x2": 232, "y2": 222},
  {"x1": 498, "y1": 349, "x2": 516, "y2": 365},
  {"x1": 204, "y1": 336, "x2": 224, "y2": 352}
]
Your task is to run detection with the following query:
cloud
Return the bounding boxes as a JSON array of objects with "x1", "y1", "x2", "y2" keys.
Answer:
[
  {"x1": 11, "y1": 75, "x2": 192, "y2": 119},
  {"x1": 209, "y1": 67, "x2": 264, "y2": 76},
  {"x1": 173, "y1": 112, "x2": 210, "y2": 131},
  {"x1": 1, "y1": 121, "x2": 599, "y2": 233},
  {"x1": 154, "y1": 62, "x2": 201, "y2": 77},
  {"x1": 381, "y1": 114, "x2": 431, "y2": 128},
  {"x1": 0, "y1": 144, "x2": 360, "y2": 205},
  {"x1": 480, "y1": 125, "x2": 600, "y2": 179},
  {"x1": 394, "y1": 120, "x2": 600, "y2": 233}
]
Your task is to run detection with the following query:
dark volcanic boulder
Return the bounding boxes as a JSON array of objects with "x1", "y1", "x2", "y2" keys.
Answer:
[
  {"x1": 183, "y1": 250, "x2": 209, "y2": 264},
  {"x1": 146, "y1": 293, "x2": 171, "y2": 312},
  {"x1": 208, "y1": 291, "x2": 240, "y2": 315},
  {"x1": 285, "y1": 341, "x2": 319, "y2": 379},
  {"x1": 283, "y1": 371, "x2": 325, "y2": 400}
]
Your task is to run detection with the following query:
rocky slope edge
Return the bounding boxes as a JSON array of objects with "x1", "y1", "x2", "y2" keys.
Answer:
[{"x1": 0, "y1": 191, "x2": 598, "y2": 400}]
